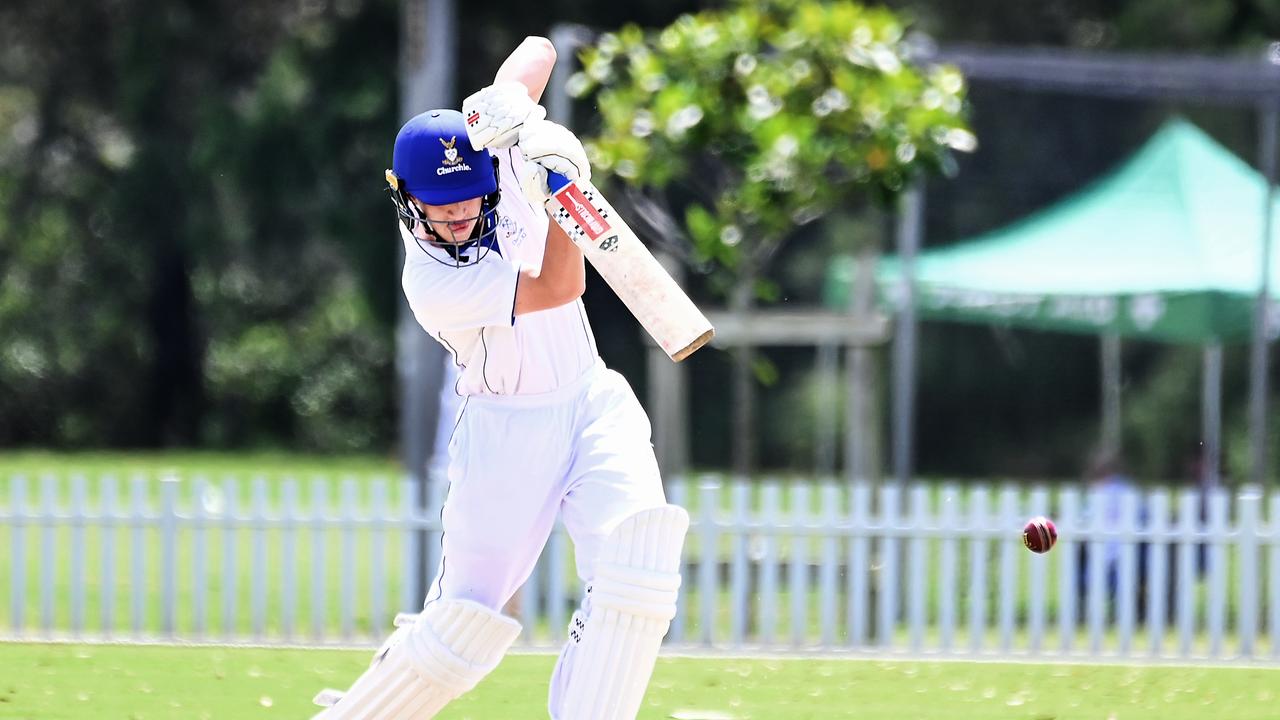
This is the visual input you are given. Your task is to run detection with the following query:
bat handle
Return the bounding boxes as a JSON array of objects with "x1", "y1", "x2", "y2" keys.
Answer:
[{"x1": 546, "y1": 170, "x2": 573, "y2": 194}]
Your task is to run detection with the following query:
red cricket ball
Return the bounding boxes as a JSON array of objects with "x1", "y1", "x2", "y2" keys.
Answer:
[{"x1": 1022, "y1": 515, "x2": 1058, "y2": 554}]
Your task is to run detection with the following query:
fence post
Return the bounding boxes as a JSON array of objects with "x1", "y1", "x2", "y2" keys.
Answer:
[
  {"x1": 161, "y1": 475, "x2": 179, "y2": 638},
  {"x1": 401, "y1": 478, "x2": 420, "y2": 616},
  {"x1": 1237, "y1": 486, "x2": 1261, "y2": 658},
  {"x1": 878, "y1": 483, "x2": 900, "y2": 649},
  {"x1": 848, "y1": 482, "x2": 870, "y2": 648},
  {"x1": 1175, "y1": 489, "x2": 1199, "y2": 658},
  {"x1": 1086, "y1": 485, "x2": 1106, "y2": 656},
  {"x1": 997, "y1": 485, "x2": 1019, "y2": 654},
  {"x1": 1057, "y1": 487, "x2": 1079, "y2": 653},
  {"x1": 667, "y1": 478, "x2": 688, "y2": 643},
  {"x1": 1116, "y1": 487, "x2": 1139, "y2": 656},
  {"x1": 70, "y1": 474, "x2": 87, "y2": 638},
  {"x1": 699, "y1": 479, "x2": 720, "y2": 647},
  {"x1": 282, "y1": 478, "x2": 300, "y2": 641},
  {"x1": 1023, "y1": 486, "x2": 1049, "y2": 655},
  {"x1": 759, "y1": 480, "x2": 780, "y2": 646},
  {"x1": 967, "y1": 485, "x2": 988, "y2": 654},
  {"x1": 1145, "y1": 489, "x2": 1169, "y2": 657},
  {"x1": 938, "y1": 482, "x2": 959, "y2": 653},
  {"x1": 340, "y1": 478, "x2": 358, "y2": 642},
  {"x1": 819, "y1": 482, "x2": 840, "y2": 649},
  {"x1": 251, "y1": 476, "x2": 270, "y2": 641},
  {"x1": 1206, "y1": 488, "x2": 1228, "y2": 658},
  {"x1": 370, "y1": 478, "x2": 388, "y2": 640},
  {"x1": 191, "y1": 475, "x2": 207, "y2": 639},
  {"x1": 9, "y1": 475, "x2": 27, "y2": 636},
  {"x1": 222, "y1": 476, "x2": 240, "y2": 640},
  {"x1": 40, "y1": 475, "x2": 57, "y2": 638},
  {"x1": 311, "y1": 477, "x2": 329, "y2": 642},
  {"x1": 1270, "y1": 493, "x2": 1280, "y2": 660},
  {"x1": 131, "y1": 474, "x2": 147, "y2": 638},
  {"x1": 729, "y1": 480, "x2": 750, "y2": 648},
  {"x1": 101, "y1": 475, "x2": 118, "y2": 638},
  {"x1": 790, "y1": 483, "x2": 811, "y2": 647},
  {"x1": 907, "y1": 483, "x2": 928, "y2": 654}
]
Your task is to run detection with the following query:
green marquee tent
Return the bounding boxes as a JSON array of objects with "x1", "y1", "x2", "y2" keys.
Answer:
[
  {"x1": 825, "y1": 118, "x2": 1278, "y2": 485},
  {"x1": 826, "y1": 118, "x2": 1278, "y2": 343}
]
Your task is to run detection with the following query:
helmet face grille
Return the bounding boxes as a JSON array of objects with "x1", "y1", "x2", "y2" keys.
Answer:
[{"x1": 392, "y1": 186, "x2": 503, "y2": 268}]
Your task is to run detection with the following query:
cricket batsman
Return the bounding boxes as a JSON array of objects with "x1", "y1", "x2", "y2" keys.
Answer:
[{"x1": 311, "y1": 36, "x2": 689, "y2": 720}]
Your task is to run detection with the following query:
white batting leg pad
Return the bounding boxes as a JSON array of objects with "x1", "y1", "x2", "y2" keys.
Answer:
[
  {"x1": 312, "y1": 599, "x2": 521, "y2": 720},
  {"x1": 555, "y1": 504, "x2": 690, "y2": 720}
]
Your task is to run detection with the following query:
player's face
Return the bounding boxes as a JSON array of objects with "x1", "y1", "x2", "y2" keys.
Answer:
[{"x1": 412, "y1": 195, "x2": 484, "y2": 244}]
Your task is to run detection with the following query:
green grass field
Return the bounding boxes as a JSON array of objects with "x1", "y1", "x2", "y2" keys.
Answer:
[{"x1": 0, "y1": 643, "x2": 1277, "y2": 719}]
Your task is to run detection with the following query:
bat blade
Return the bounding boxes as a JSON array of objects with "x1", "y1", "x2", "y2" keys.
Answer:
[{"x1": 545, "y1": 172, "x2": 714, "y2": 362}]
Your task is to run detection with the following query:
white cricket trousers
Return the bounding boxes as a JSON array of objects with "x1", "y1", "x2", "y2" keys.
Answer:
[{"x1": 423, "y1": 360, "x2": 667, "y2": 612}]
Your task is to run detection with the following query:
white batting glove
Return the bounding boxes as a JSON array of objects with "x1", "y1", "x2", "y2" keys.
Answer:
[
  {"x1": 463, "y1": 81, "x2": 546, "y2": 150},
  {"x1": 521, "y1": 163, "x2": 553, "y2": 207},
  {"x1": 518, "y1": 119, "x2": 591, "y2": 204}
]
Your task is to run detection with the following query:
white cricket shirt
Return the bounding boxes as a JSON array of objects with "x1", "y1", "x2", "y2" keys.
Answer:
[{"x1": 401, "y1": 147, "x2": 599, "y2": 396}]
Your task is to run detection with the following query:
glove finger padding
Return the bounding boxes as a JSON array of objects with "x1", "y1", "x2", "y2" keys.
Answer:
[
  {"x1": 518, "y1": 119, "x2": 591, "y2": 184},
  {"x1": 463, "y1": 81, "x2": 545, "y2": 150},
  {"x1": 522, "y1": 161, "x2": 553, "y2": 206}
]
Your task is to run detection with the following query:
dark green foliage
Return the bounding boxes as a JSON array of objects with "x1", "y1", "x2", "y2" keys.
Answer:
[
  {"x1": 1, "y1": 0, "x2": 1278, "y2": 478},
  {"x1": 572, "y1": 0, "x2": 972, "y2": 288},
  {"x1": 0, "y1": 0, "x2": 399, "y2": 450}
]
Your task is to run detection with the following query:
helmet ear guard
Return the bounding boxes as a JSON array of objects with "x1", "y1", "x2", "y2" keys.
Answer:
[
  {"x1": 386, "y1": 168, "x2": 427, "y2": 235},
  {"x1": 385, "y1": 158, "x2": 504, "y2": 268}
]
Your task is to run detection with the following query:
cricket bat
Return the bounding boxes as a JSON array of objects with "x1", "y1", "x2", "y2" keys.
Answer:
[{"x1": 544, "y1": 170, "x2": 714, "y2": 362}]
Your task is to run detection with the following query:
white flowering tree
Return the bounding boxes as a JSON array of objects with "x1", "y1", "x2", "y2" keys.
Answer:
[
  {"x1": 570, "y1": 0, "x2": 973, "y2": 290},
  {"x1": 570, "y1": 0, "x2": 973, "y2": 473}
]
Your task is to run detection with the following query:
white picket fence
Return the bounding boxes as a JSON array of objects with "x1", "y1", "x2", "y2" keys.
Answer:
[{"x1": 1, "y1": 472, "x2": 1277, "y2": 662}]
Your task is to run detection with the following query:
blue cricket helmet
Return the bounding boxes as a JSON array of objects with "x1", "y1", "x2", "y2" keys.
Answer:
[{"x1": 390, "y1": 109, "x2": 497, "y2": 204}]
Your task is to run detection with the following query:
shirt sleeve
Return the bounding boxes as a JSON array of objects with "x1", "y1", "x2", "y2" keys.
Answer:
[
  {"x1": 401, "y1": 237, "x2": 522, "y2": 334},
  {"x1": 497, "y1": 147, "x2": 550, "y2": 271}
]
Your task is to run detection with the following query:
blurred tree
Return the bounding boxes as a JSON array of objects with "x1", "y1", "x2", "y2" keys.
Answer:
[
  {"x1": 2, "y1": 0, "x2": 1277, "y2": 476},
  {"x1": 0, "y1": 0, "x2": 398, "y2": 450},
  {"x1": 572, "y1": 0, "x2": 972, "y2": 291},
  {"x1": 569, "y1": 0, "x2": 972, "y2": 473}
]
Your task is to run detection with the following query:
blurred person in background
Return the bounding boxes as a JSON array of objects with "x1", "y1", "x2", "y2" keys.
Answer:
[{"x1": 1075, "y1": 449, "x2": 1148, "y2": 621}]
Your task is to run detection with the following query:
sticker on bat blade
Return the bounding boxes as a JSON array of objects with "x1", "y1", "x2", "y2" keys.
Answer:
[
  {"x1": 554, "y1": 183, "x2": 612, "y2": 241},
  {"x1": 599, "y1": 235, "x2": 620, "y2": 252}
]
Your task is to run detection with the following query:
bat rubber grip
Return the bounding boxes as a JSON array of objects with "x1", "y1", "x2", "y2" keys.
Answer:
[{"x1": 546, "y1": 170, "x2": 572, "y2": 194}]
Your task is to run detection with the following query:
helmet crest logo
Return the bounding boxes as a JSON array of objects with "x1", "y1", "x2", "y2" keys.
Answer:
[{"x1": 440, "y1": 136, "x2": 461, "y2": 166}]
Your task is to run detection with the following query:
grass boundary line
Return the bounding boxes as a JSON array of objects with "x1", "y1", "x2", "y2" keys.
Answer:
[{"x1": 2, "y1": 635, "x2": 1279, "y2": 671}]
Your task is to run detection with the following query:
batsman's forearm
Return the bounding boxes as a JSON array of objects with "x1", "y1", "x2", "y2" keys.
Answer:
[
  {"x1": 514, "y1": 221, "x2": 584, "y2": 315},
  {"x1": 541, "y1": 220, "x2": 586, "y2": 297},
  {"x1": 494, "y1": 36, "x2": 557, "y2": 103}
]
